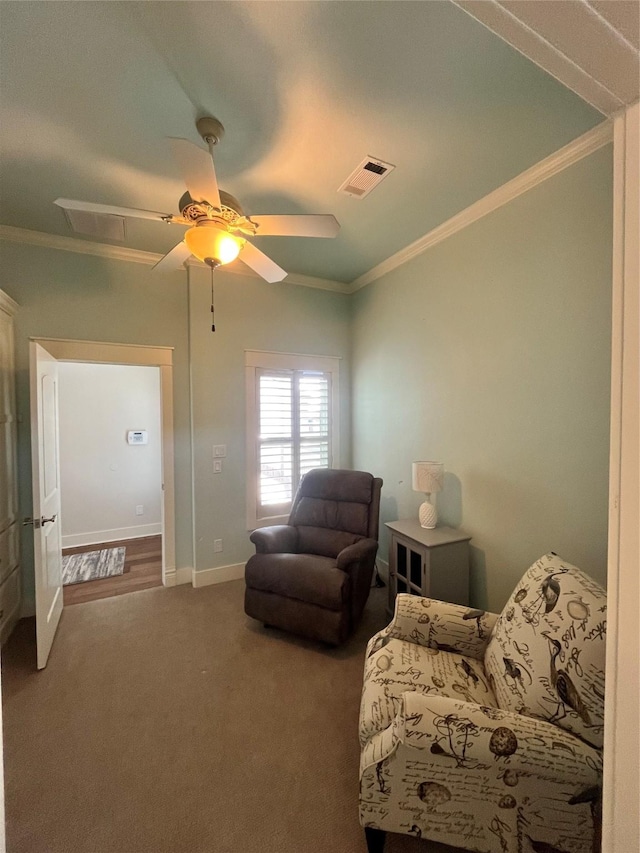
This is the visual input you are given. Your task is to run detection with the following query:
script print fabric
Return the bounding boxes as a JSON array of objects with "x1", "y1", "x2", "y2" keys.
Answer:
[
  {"x1": 484, "y1": 553, "x2": 606, "y2": 749},
  {"x1": 358, "y1": 554, "x2": 606, "y2": 853},
  {"x1": 360, "y1": 693, "x2": 602, "y2": 853},
  {"x1": 360, "y1": 636, "x2": 497, "y2": 747}
]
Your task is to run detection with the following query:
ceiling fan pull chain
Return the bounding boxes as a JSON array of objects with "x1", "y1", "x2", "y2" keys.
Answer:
[{"x1": 211, "y1": 265, "x2": 216, "y2": 333}]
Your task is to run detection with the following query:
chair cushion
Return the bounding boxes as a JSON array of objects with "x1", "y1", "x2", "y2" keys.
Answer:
[
  {"x1": 296, "y1": 524, "x2": 364, "y2": 559},
  {"x1": 295, "y1": 468, "x2": 374, "y2": 504},
  {"x1": 294, "y1": 496, "x2": 371, "y2": 538},
  {"x1": 359, "y1": 637, "x2": 498, "y2": 746},
  {"x1": 289, "y1": 469, "x2": 376, "y2": 547},
  {"x1": 484, "y1": 553, "x2": 607, "y2": 748},
  {"x1": 245, "y1": 553, "x2": 348, "y2": 611}
]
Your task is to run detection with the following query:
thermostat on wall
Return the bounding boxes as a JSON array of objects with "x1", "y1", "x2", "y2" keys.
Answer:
[{"x1": 127, "y1": 430, "x2": 148, "y2": 445}]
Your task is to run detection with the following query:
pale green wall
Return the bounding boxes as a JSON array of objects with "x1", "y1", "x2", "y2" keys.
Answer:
[
  {"x1": 0, "y1": 244, "x2": 351, "y2": 605},
  {"x1": 0, "y1": 147, "x2": 613, "y2": 615},
  {"x1": 0, "y1": 244, "x2": 191, "y2": 604},
  {"x1": 350, "y1": 147, "x2": 613, "y2": 612},
  {"x1": 188, "y1": 265, "x2": 351, "y2": 570}
]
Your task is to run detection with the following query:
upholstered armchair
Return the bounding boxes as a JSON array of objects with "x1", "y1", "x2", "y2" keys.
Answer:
[
  {"x1": 359, "y1": 553, "x2": 606, "y2": 853},
  {"x1": 245, "y1": 468, "x2": 383, "y2": 645}
]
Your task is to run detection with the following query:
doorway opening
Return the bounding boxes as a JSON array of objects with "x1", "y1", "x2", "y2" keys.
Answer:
[
  {"x1": 57, "y1": 361, "x2": 163, "y2": 606},
  {"x1": 30, "y1": 338, "x2": 176, "y2": 668},
  {"x1": 33, "y1": 338, "x2": 176, "y2": 584}
]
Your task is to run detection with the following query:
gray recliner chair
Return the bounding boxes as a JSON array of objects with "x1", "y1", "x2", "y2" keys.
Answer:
[{"x1": 244, "y1": 468, "x2": 383, "y2": 645}]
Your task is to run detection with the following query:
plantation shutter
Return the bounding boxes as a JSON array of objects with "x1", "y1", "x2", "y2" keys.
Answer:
[
  {"x1": 256, "y1": 368, "x2": 331, "y2": 519},
  {"x1": 298, "y1": 372, "x2": 330, "y2": 476},
  {"x1": 257, "y1": 370, "x2": 294, "y2": 516}
]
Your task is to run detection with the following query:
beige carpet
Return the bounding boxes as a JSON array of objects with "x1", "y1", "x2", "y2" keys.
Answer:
[{"x1": 2, "y1": 580, "x2": 462, "y2": 853}]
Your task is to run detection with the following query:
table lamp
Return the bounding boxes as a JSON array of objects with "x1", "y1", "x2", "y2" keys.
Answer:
[{"x1": 412, "y1": 461, "x2": 444, "y2": 528}]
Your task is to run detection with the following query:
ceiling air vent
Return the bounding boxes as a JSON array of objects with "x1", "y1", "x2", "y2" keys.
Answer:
[
  {"x1": 63, "y1": 207, "x2": 126, "y2": 241},
  {"x1": 338, "y1": 156, "x2": 395, "y2": 199}
]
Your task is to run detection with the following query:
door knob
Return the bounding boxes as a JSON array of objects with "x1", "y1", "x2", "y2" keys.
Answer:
[{"x1": 23, "y1": 515, "x2": 57, "y2": 527}]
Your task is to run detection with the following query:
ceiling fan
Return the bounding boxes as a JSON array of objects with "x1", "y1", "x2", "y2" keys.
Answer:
[{"x1": 54, "y1": 116, "x2": 340, "y2": 283}]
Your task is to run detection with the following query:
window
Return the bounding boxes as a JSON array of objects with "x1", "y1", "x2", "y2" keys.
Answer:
[{"x1": 246, "y1": 351, "x2": 340, "y2": 529}]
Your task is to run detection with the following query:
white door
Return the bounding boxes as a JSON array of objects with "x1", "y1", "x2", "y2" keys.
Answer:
[{"x1": 29, "y1": 342, "x2": 63, "y2": 669}]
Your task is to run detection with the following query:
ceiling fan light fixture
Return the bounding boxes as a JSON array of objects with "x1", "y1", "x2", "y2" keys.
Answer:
[{"x1": 184, "y1": 222, "x2": 242, "y2": 267}]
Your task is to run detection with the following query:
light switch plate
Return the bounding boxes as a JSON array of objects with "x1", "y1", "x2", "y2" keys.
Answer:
[
  {"x1": 213, "y1": 445, "x2": 227, "y2": 457},
  {"x1": 213, "y1": 459, "x2": 223, "y2": 473}
]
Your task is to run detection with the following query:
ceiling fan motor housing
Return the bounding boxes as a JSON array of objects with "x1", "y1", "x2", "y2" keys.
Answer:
[{"x1": 178, "y1": 190, "x2": 245, "y2": 222}]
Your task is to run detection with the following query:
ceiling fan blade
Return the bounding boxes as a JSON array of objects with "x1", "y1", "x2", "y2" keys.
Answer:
[
  {"x1": 240, "y1": 241, "x2": 287, "y2": 283},
  {"x1": 152, "y1": 241, "x2": 193, "y2": 273},
  {"x1": 249, "y1": 214, "x2": 340, "y2": 238},
  {"x1": 54, "y1": 198, "x2": 176, "y2": 222},
  {"x1": 168, "y1": 138, "x2": 221, "y2": 210}
]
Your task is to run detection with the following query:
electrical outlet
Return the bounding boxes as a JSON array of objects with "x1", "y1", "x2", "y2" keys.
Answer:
[
  {"x1": 213, "y1": 459, "x2": 223, "y2": 474},
  {"x1": 213, "y1": 445, "x2": 227, "y2": 458},
  {"x1": 135, "y1": 505, "x2": 144, "y2": 516},
  {"x1": 214, "y1": 539, "x2": 223, "y2": 553}
]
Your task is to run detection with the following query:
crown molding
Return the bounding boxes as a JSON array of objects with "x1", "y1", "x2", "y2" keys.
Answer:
[
  {"x1": 0, "y1": 224, "x2": 349, "y2": 294},
  {"x1": 280, "y1": 270, "x2": 351, "y2": 293},
  {"x1": 349, "y1": 120, "x2": 614, "y2": 292},
  {"x1": 0, "y1": 224, "x2": 163, "y2": 266},
  {"x1": 0, "y1": 120, "x2": 613, "y2": 297}
]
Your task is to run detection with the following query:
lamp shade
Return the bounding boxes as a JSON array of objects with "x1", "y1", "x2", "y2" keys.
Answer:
[
  {"x1": 184, "y1": 222, "x2": 242, "y2": 266},
  {"x1": 412, "y1": 461, "x2": 444, "y2": 493}
]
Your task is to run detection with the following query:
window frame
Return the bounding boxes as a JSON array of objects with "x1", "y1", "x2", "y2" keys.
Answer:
[{"x1": 245, "y1": 350, "x2": 340, "y2": 530}]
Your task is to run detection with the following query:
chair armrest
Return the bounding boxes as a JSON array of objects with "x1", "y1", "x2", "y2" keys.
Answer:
[
  {"x1": 249, "y1": 525, "x2": 298, "y2": 554},
  {"x1": 362, "y1": 691, "x2": 601, "y2": 788},
  {"x1": 379, "y1": 593, "x2": 498, "y2": 660},
  {"x1": 336, "y1": 538, "x2": 378, "y2": 572}
]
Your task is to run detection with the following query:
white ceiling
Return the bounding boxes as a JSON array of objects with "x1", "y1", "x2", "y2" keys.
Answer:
[{"x1": 0, "y1": 1, "x2": 616, "y2": 284}]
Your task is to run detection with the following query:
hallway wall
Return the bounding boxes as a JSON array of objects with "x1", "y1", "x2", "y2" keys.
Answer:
[{"x1": 58, "y1": 362, "x2": 162, "y2": 547}]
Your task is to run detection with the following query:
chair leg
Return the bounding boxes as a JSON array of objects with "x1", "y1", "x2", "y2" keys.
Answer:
[{"x1": 364, "y1": 826, "x2": 386, "y2": 853}]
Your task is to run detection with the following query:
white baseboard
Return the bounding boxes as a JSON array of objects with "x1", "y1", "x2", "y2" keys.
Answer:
[
  {"x1": 176, "y1": 566, "x2": 193, "y2": 586},
  {"x1": 164, "y1": 566, "x2": 193, "y2": 587},
  {"x1": 192, "y1": 562, "x2": 245, "y2": 589},
  {"x1": 61, "y1": 523, "x2": 162, "y2": 549}
]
